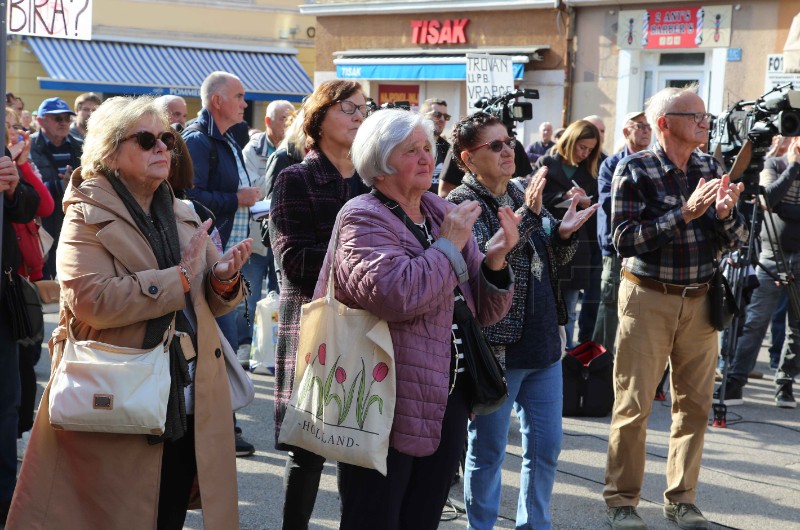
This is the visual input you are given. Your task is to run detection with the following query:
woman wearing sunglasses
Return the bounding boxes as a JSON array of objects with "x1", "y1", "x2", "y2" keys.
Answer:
[
  {"x1": 533, "y1": 119, "x2": 603, "y2": 350},
  {"x1": 448, "y1": 112, "x2": 598, "y2": 530},
  {"x1": 268, "y1": 79, "x2": 371, "y2": 530},
  {"x1": 8, "y1": 96, "x2": 251, "y2": 530}
]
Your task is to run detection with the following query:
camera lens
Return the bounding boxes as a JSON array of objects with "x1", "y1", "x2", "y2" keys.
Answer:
[{"x1": 779, "y1": 111, "x2": 800, "y2": 137}]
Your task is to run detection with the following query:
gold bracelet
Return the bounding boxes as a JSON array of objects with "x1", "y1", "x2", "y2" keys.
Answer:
[{"x1": 211, "y1": 261, "x2": 239, "y2": 284}]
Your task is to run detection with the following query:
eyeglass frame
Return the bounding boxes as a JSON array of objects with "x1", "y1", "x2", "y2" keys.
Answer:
[
  {"x1": 120, "y1": 130, "x2": 177, "y2": 151},
  {"x1": 628, "y1": 122, "x2": 652, "y2": 130},
  {"x1": 426, "y1": 110, "x2": 452, "y2": 122},
  {"x1": 663, "y1": 112, "x2": 713, "y2": 124},
  {"x1": 338, "y1": 100, "x2": 370, "y2": 117},
  {"x1": 44, "y1": 113, "x2": 72, "y2": 124},
  {"x1": 467, "y1": 137, "x2": 517, "y2": 153}
]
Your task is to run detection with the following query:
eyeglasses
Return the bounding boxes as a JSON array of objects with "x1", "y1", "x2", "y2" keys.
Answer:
[
  {"x1": 467, "y1": 138, "x2": 517, "y2": 153},
  {"x1": 630, "y1": 122, "x2": 652, "y2": 130},
  {"x1": 338, "y1": 101, "x2": 370, "y2": 116},
  {"x1": 427, "y1": 110, "x2": 451, "y2": 121},
  {"x1": 664, "y1": 112, "x2": 713, "y2": 124},
  {"x1": 47, "y1": 114, "x2": 72, "y2": 123},
  {"x1": 121, "y1": 131, "x2": 177, "y2": 151}
]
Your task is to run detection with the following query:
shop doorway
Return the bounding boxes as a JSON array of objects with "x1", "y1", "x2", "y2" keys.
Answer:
[{"x1": 642, "y1": 52, "x2": 710, "y2": 107}]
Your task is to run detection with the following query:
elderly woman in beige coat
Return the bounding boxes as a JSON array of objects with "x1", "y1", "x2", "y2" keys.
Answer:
[{"x1": 7, "y1": 96, "x2": 251, "y2": 530}]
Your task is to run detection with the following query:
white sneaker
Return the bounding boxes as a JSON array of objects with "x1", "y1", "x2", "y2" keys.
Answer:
[
  {"x1": 17, "y1": 431, "x2": 31, "y2": 461},
  {"x1": 236, "y1": 343, "x2": 251, "y2": 368}
]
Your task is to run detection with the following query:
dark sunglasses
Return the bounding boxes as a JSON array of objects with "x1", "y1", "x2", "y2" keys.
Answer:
[
  {"x1": 467, "y1": 137, "x2": 516, "y2": 153},
  {"x1": 47, "y1": 114, "x2": 72, "y2": 123},
  {"x1": 121, "y1": 131, "x2": 176, "y2": 151},
  {"x1": 427, "y1": 110, "x2": 451, "y2": 121}
]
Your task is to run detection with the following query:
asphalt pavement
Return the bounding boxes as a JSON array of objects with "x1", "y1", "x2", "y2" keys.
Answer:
[{"x1": 28, "y1": 313, "x2": 800, "y2": 529}]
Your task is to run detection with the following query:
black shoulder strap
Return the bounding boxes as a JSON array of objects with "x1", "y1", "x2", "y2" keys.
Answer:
[
  {"x1": 370, "y1": 189, "x2": 430, "y2": 250},
  {"x1": 184, "y1": 122, "x2": 219, "y2": 178}
]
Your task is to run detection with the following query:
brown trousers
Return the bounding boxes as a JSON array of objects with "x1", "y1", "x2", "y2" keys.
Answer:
[{"x1": 603, "y1": 276, "x2": 718, "y2": 507}]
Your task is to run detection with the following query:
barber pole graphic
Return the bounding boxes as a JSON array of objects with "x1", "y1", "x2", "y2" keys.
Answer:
[
  {"x1": 641, "y1": 11, "x2": 649, "y2": 47},
  {"x1": 695, "y1": 8, "x2": 704, "y2": 46},
  {"x1": 714, "y1": 14, "x2": 721, "y2": 42},
  {"x1": 627, "y1": 18, "x2": 634, "y2": 45}
]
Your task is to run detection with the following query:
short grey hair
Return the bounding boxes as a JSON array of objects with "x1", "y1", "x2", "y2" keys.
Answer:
[
  {"x1": 153, "y1": 94, "x2": 185, "y2": 112},
  {"x1": 200, "y1": 71, "x2": 240, "y2": 108},
  {"x1": 266, "y1": 99, "x2": 293, "y2": 120},
  {"x1": 351, "y1": 109, "x2": 434, "y2": 186},
  {"x1": 646, "y1": 83, "x2": 699, "y2": 136}
]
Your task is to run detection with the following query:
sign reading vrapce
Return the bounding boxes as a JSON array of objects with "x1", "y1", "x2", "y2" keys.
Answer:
[
  {"x1": 465, "y1": 53, "x2": 514, "y2": 115},
  {"x1": 7, "y1": 0, "x2": 93, "y2": 41}
]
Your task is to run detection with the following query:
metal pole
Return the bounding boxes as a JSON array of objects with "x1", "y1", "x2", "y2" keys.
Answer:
[{"x1": 0, "y1": 1, "x2": 8, "y2": 290}]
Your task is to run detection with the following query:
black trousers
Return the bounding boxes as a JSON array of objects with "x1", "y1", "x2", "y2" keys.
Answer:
[
  {"x1": 282, "y1": 446, "x2": 326, "y2": 530},
  {"x1": 337, "y1": 381, "x2": 470, "y2": 530},
  {"x1": 157, "y1": 416, "x2": 197, "y2": 530}
]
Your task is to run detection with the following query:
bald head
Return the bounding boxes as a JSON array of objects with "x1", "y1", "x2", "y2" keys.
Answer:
[{"x1": 583, "y1": 115, "x2": 606, "y2": 147}]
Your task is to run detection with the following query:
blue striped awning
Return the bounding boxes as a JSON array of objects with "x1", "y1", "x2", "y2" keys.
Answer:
[{"x1": 27, "y1": 38, "x2": 313, "y2": 102}]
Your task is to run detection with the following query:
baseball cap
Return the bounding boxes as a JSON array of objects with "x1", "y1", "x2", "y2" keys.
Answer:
[
  {"x1": 37, "y1": 97, "x2": 76, "y2": 117},
  {"x1": 624, "y1": 110, "x2": 646, "y2": 122}
]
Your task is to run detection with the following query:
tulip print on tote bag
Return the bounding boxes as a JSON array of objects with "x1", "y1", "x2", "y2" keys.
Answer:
[{"x1": 278, "y1": 265, "x2": 395, "y2": 475}]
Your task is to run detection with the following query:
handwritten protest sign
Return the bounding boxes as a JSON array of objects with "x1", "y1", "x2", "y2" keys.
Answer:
[
  {"x1": 466, "y1": 53, "x2": 514, "y2": 114},
  {"x1": 7, "y1": 0, "x2": 93, "y2": 41}
]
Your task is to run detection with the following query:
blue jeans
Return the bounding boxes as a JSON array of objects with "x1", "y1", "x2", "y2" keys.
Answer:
[
  {"x1": 1, "y1": 323, "x2": 21, "y2": 504},
  {"x1": 237, "y1": 250, "x2": 279, "y2": 346},
  {"x1": 464, "y1": 361, "x2": 563, "y2": 530},
  {"x1": 730, "y1": 254, "x2": 800, "y2": 385},
  {"x1": 562, "y1": 289, "x2": 579, "y2": 350},
  {"x1": 769, "y1": 292, "x2": 788, "y2": 369}
]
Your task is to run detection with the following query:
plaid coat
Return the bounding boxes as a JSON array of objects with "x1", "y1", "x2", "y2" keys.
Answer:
[{"x1": 268, "y1": 149, "x2": 369, "y2": 448}]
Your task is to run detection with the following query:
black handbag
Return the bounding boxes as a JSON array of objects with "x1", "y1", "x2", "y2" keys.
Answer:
[
  {"x1": 3, "y1": 268, "x2": 44, "y2": 347},
  {"x1": 709, "y1": 258, "x2": 739, "y2": 331},
  {"x1": 452, "y1": 289, "x2": 508, "y2": 415},
  {"x1": 371, "y1": 189, "x2": 508, "y2": 415}
]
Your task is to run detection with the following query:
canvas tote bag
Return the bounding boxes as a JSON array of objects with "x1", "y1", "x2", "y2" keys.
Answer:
[{"x1": 278, "y1": 250, "x2": 395, "y2": 475}]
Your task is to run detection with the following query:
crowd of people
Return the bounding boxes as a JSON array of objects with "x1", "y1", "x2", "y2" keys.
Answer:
[{"x1": 2, "y1": 72, "x2": 796, "y2": 530}]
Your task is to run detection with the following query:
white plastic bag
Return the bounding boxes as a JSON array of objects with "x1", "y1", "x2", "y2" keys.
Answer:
[{"x1": 250, "y1": 291, "x2": 279, "y2": 374}]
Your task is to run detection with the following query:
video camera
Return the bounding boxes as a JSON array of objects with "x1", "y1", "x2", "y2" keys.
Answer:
[
  {"x1": 473, "y1": 88, "x2": 539, "y2": 131},
  {"x1": 710, "y1": 84, "x2": 800, "y2": 182}
]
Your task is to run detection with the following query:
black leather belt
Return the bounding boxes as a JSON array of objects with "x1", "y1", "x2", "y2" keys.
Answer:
[{"x1": 622, "y1": 269, "x2": 709, "y2": 298}]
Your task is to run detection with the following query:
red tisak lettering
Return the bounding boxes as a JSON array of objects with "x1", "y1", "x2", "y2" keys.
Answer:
[
  {"x1": 452, "y1": 19, "x2": 469, "y2": 43},
  {"x1": 410, "y1": 18, "x2": 469, "y2": 44}
]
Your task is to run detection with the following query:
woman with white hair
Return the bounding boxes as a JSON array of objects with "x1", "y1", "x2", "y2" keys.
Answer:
[{"x1": 315, "y1": 108, "x2": 517, "y2": 529}]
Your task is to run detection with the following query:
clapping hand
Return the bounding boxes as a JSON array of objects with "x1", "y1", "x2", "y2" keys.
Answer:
[
  {"x1": 485, "y1": 206, "x2": 522, "y2": 270},
  {"x1": 715, "y1": 174, "x2": 743, "y2": 220},
  {"x1": 558, "y1": 195, "x2": 600, "y2": 239},
  {"x1": 526, "y1": 167, "x2": 547, "y2": 215},
  {"x1": 0, "y1": 156, "x2": 20, "y2": 200},
  {"x1": 214, "y1": 238, "x2": 253, "y2": 281}
]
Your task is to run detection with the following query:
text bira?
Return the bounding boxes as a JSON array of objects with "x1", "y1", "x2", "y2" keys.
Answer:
[{"x1": 301, "y1": 421, "x2": 357, "y2": 447}]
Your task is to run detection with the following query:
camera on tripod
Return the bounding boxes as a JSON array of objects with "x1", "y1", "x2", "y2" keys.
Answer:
[
  {"x1": 710, "y1": 84, "x2": 800, "y2": 182},
  {"x1": 473, "y1": 88, "x2": 539, "y2": 130}
]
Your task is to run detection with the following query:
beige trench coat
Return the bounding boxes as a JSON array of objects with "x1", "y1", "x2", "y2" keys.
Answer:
[{"x1": 7, "y1": 172, "x2": 241, "y2": 529}]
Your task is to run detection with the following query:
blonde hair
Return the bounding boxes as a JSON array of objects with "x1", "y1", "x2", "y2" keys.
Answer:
[
  {"x1": 81, "y1": 96, "x2": 168, "y2": 179},
  {"x1": 555, "y1": 119, "x2": 601, "y2": 177}
]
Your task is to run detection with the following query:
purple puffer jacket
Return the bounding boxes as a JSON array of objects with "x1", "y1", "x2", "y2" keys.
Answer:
[{"x1": 314, "y1": 192, "x2": 513, "y2": 457}]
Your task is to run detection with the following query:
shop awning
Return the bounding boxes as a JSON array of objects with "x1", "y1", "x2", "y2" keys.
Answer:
[
  {"x1": 333, "y1": 47, "x2": 547, "y2": 81},
  {"x1": 27, "y1": 37, "x2": 313, "y2": 102}
]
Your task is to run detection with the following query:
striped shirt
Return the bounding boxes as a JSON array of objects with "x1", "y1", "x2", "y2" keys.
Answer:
[
  {"x1": 611, "y1": 143, "x2": 747, "y2": 285},
  {"x1": 224, "y1": 133, "x2": 252, "y2": 252}
]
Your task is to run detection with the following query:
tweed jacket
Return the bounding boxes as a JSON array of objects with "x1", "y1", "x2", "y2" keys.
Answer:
[
  {"x1": 448, "y1": 174, "x2": 576, "y2": 344},
  {"x1": 268, "y1": 149, "x2": 370, "y2": 448},
  {"x1": 315, "y1": 192, "x2": 513, "y2": 457}
]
